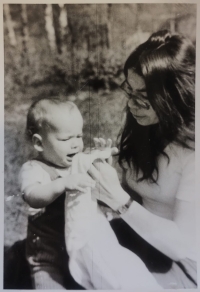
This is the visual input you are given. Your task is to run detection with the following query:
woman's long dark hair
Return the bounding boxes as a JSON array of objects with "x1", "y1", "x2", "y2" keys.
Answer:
[{"x1": 119, "y1": 30, "x2": 195, "y2": 183}]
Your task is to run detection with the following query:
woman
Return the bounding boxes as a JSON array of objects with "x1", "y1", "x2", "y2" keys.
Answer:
[{"x1": 90, "y1": 30, "x2": 196, "y2": 289}]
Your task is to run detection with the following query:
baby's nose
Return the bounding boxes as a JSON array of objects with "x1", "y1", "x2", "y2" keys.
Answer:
[{"x1": 71, "y1": 138, "x2": 79, "y2": 148}]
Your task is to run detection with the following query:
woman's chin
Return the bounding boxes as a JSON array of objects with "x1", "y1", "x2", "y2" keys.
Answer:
[
  {"x1": 134, "y1": 117, "x2": 148, "y2": 126},
  {"x1": 133, "y1": 116, "x2": 159, "y2": 126}
]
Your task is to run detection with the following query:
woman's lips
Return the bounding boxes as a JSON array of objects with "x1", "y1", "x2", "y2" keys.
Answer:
[{"x1": 130, "y1": 111, "x2": 146, "y2": 119}]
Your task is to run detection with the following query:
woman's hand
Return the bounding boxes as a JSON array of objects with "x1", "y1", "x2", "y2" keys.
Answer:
[
  {"x1": 93, "y1": 137, "x2": 118, "y2": 165},
  {"x1": 84, "y1": 137, "x2": 118, "y2": 165},
  {"x1": 84, "y1": 138, "x2": 118, "y2": 165},
  {"x1": 88, "y1": 161, "x2": 130, "y2": 211}
]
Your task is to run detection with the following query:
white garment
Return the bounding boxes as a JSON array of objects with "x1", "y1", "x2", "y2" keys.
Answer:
[
  {"x1": 65, "y1": 153, "x2": 161, "y2": 289},
  {"x1": 19, "y1": 156, "x2": 161, "y2": 289},
  {"x1": 18, "y1": 160, "x2": 70, "y2": 216}
]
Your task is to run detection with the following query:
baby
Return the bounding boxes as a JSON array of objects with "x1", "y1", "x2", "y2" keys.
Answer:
[
  {"x1": 19, "y1": 97, "x2": 119, "y2": 289},
  {"x1": 19, "y1": 97, "x2": 161, "y2": 290}
]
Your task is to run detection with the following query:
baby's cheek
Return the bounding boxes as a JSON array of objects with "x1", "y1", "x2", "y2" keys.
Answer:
[{"x1": 80, "y1": 140, "x2": 84, "y2": 151}]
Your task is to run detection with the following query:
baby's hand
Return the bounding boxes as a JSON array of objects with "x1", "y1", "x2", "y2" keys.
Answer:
[
  {"x1": 93, "y1": 137, "x2": 118, "y2": 165},
  {"x1": 64, "y1": 174, "x2": 96, "y2": 193}
]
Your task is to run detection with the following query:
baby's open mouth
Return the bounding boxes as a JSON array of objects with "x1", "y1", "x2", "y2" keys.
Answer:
[{"x1": 67, "y1": 153, "x2": 77, "y2": 158}]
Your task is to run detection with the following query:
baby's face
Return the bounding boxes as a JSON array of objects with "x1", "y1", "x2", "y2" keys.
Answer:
[{"x1": 41, "y1": 105, "x2": 84, "y2": 168}]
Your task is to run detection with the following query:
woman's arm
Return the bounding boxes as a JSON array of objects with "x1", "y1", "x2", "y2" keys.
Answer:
[
  {"x1": 121, "y1": 199, "x2": 193, "y2": 261},
  {"x1": 89, "y1": 159, "x2": 195, "y2": 262}
]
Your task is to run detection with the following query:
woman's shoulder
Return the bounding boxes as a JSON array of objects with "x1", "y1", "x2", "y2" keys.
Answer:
[
  {"x1": 165, "y1": 142, "x2": 194, "y2": 160},
  {"x1": 165, "y1": 143, "x2": 194, "y2": 172}
]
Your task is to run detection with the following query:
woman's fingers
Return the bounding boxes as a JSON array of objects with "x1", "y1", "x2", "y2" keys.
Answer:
[
  {"x1": 106, "y1": 138, "x2": 112, "y2": 148},
  {"x1": 111, "y1": 147, "x2": 118, "y2": 155},
  {"x1": 92, "y1": 138, "x2": 118, "y2": 165},
  {"x1": 99, "y1": 138, "x2": 106, "y2": 148},
  {"x1": 88, "y1": 164, "x2": 102, "y2": 181},
  {"x1": 94, "y1": 137, "x2": 112, "y2": 149},
  {"x1": 107, "y1": 157, "x2": 112, "y2": 166},
  {"x1": 92, "y1": 148, "x2": 116, "y2": 161},
  {"x1": 89, "y1": 146, "x2": 118, "y2": 164},
  {"x1": 106, "y1": 147, "x2": 118, "y2": 165},
  {"x1": 75, "y1": 186, "x2": 87, "y2": 193},
  {"x1": 84, "y1": 147, "x2": 91, "y2": 154},
  {"x1": 93, "y1": 137, "x2": 101, "y2": 148},
  {"x1": 80, "y1": 176, "x2": 96, "y2": 188}
]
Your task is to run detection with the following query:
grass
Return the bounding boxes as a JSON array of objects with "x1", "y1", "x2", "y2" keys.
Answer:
[{"x1": 4, "y1": 83, "x2": 127, "y2": 246}]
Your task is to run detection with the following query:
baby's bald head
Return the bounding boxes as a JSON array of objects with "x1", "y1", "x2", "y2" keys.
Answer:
[{"x1": 26, "y1": 97, "x2": 79, "y2": 142}]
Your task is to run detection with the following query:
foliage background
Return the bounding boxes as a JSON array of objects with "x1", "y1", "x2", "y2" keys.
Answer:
[{"x1": 4, "y1": 3, "x2": 196, "y2": 246}]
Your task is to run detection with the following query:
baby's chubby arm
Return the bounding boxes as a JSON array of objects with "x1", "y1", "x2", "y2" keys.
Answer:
[{"x1": 23, "y1": 174, "x2": 96, "y2": 209}]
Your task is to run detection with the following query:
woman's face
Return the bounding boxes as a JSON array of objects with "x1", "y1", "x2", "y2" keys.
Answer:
[{"x1": 123, "y1": 70, "x2": 159, "y2": 126}]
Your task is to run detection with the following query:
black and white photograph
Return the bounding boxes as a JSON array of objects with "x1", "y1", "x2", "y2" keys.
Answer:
[{"x1": 3, "y1": 1, "x2": 199, "y2": 290}]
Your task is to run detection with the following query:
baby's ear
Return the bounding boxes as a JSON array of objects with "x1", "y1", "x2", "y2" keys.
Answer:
[{"x1": 32, "y1": 134, "x2": 43, "y2": 152}]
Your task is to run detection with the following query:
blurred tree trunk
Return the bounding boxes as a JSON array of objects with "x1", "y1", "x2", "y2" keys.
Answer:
[
  {"x1": 98, "y1": 4, "x2": 112, "y2": 51},
  {"x1": 45, "y1": 4, "x2": 56, "y2": 52},
  {"x1": 98, "y1": 5, "x2": 107, "y2": 51},
  {"x1": 66, "y1": 5, "x2": 75, "y2": 76},
  {"x1": 20, "y1": 4, "x2": 29, "y2": 64},
  {"x1": 52, "y1": 4, "x2": 62, "y2": 54},
  {"x1": 4, "y1": 4, "x2": 17, "y2": 47},
  {"x1": 58, "y1": 4, "x2": 68, "y2": 54},
  {"x1": 169, "y1": 6, "x2": 176, "y2": 33},
  {"x1": 107, "y1": 4, "x2": 112, "y2": 49}
]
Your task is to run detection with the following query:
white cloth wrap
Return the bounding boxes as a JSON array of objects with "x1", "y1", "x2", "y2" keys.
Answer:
[
  {"x1": 64, "y1": 153, "x2": 100, "y2": 253},
  {"x1": 64, "y1": 153, "x2": 161, "y2": 290}
]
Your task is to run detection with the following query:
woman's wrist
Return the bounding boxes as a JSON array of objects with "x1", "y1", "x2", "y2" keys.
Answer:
[
  {"x1": 115, "y1": 197, "x2": 134, "y2": 215},
  {"x1": 112, "y1": 189, "x2": 130, "y2": 211}
]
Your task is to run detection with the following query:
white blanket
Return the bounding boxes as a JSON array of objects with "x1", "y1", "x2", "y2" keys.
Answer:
[{"x1": 64, "y1": 152, "x2": 161, "y2": 289}]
